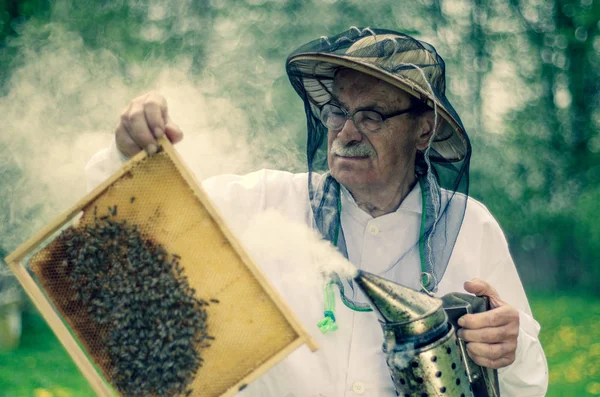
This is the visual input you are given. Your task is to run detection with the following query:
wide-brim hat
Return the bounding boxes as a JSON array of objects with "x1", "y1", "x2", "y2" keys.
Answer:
[{"x1": 286, "y1": 27, "x2": 469, "y2": 163}]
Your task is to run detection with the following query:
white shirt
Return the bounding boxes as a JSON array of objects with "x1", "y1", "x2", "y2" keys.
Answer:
[{"x1": 85, "y1": 144, "x2": 549, "y2": 397}]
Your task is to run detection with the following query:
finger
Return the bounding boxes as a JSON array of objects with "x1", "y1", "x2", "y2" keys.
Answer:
[
  {"x1": 467, "y1": 345, "x2": 515, "y2": 369},
  {"x1": 115, "y1": 123, "x2": 142, "y2": 158},
  {"x1": 463, "y1": 278, "x2": 499, "y2": 299},
  {"x1": 466, "y1": 341, "x2": 517, "y2": 361},
  {"x1": 469, "y1": 355, "x2": 514, "y2": 369},
  {"x1": 164, "y1": 122, "x2": 184, "y2": 144},
  {"x1": 458, "y1": 306, "x2": 519, "y2": 329},
  {"x1": 144, "y1": 102, "x2": 166, "y2": 139},
  {"x1": 125, "y1": 103, "x2": 158, "y2": 154},
  {"x1": 144, "y1": 93, "x2": 168, "y2": 139},
  {"x1": 457, "y1": 323, "x2": 518, "y2": 344}
]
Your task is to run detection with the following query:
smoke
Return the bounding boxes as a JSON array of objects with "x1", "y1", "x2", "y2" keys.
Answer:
[
  {"x1": 0, "y1": 11, "x2": 303, "y2": 256},
  {"x1": 242, "y1": 210, "x2": 358, "y2": 286},
  {"x1": 0, "y1": 1, "x2": 327, "y2": 262},
  {"x1": 386, "y1": 342, "x2": 416, "y2": 370}
]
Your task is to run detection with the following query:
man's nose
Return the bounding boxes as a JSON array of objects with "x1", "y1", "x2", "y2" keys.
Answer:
[{"x1": 336, "y1": 117, "x2": 363, "y2": 144}]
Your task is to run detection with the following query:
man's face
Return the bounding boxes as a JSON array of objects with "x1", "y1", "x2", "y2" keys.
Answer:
[{"x1": 327, "y1": 69, "x2": 426, "y2": 193}]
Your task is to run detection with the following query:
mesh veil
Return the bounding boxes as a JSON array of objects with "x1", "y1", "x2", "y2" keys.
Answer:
[{"x1": 285, "y1": 27, "x2": 471, "y2": 297}]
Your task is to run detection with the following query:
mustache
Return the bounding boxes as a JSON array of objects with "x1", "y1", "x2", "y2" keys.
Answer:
[{"x1": 329, "y1": 139, "x2": 376, "y2": 157}]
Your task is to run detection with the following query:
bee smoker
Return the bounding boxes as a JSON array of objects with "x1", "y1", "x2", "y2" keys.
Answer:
[{"x1": 354, "y1": 270, "x2": 500, "y2": 397}]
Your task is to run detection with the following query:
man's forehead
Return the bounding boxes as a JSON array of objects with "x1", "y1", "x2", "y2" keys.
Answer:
[{"x1": 331, "y1": 68, "x2": 409, "y2": 108}]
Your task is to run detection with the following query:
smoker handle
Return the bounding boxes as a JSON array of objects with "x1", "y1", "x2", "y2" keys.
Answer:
[{"x1": 442, "y1": 293, "x2": 501, "y2": 397}]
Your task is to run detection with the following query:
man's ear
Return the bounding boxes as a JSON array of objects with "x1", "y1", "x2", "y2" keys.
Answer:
[{"x1": 415, "y1": 110, "x2": 435, "y2": 151}]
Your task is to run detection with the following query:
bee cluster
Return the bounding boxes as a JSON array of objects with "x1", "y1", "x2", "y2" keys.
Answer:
[{"x1": 58, "y1": 210, "x2": 212, "y2": 396}]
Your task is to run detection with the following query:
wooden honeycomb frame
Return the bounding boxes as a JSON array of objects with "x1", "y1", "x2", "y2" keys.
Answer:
[{"x1": 5, "y1": 136, "x2": 318, "y2": 396}]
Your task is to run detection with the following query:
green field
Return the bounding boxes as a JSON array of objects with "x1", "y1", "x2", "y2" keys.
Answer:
[
  {"x1": 0, "y1": 310, "x2": 94, "y2": 397},
  {"x1": 529, "y1": 293, "x2": 600, "y2": 396},
  {"x1": 0, "y1": 293, "x2": 599, "y2": 397}
]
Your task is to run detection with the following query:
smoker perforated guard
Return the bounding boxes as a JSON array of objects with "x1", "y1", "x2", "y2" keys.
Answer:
[{"x1": 5, "y1": 136, "x2": 318, "y2": 397}]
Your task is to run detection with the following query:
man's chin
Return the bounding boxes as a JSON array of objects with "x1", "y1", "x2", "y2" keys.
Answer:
[
  {"x1": 330, "y1": 156, "x2": 372, "y2": 173},
  {"x1": 330, "y1": 168, "x2": 372, "y2": 190}
]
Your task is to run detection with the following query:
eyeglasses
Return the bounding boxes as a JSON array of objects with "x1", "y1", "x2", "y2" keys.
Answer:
[{"x1": 319, "y1": 103, "x2": 415, "y2": 133}]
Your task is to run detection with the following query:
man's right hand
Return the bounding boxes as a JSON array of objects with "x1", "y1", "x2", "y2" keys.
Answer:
[{"x1": 116, "y1": 91, "x2": 184, "y2": 158}]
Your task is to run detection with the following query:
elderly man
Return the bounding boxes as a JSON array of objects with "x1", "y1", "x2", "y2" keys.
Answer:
[{"x1": 86, "y1": 28, "x2": 548, "y2": 396}]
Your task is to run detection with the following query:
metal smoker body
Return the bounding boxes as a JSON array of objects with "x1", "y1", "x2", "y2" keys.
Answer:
[{"x1": 354, "y1": 271, "x2": 500, "y2": 397}]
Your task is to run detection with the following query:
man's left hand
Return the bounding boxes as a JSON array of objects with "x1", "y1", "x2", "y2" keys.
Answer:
[{"x1": 456, "y1": 279, "x2": 519, "y2": 369}]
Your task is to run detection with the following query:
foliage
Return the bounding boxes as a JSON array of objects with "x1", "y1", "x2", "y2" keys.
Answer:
[
  {"x1": 468, "y1": 0, "x2": 600, "y2": 294},
  {"x1": 0, "y1": 0, "x2": 213, "y2": 90}
]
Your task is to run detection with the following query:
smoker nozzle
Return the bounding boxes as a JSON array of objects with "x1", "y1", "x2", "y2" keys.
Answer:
[{"x1": 354, "y1": 270, "x2": 448, "y2": 341}]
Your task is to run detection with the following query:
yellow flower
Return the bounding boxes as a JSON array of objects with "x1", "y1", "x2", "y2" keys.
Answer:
[
  {"x1": 53, "y1": 388, "x2": 72, "y2": 397},
  {"x1": 34, "y1": 389, "x2": 53, "y2": 397},
  {"x1": 558, "y1": 325, "x2": 577, "y2": 347},
  {"x1": 586, "y1": 382, "x2": 600, "y2": 395},
  {"x1": 590, "y1": 343, "x2": 600, "y2": 356}
]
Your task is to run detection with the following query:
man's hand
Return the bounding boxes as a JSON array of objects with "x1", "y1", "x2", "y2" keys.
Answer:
[
  {"x1": 116, "y1": 91, "x2": 184, "y2": 158},
  {"x1": 456, "y1": 279, "x2": 519, "y2": 369}
]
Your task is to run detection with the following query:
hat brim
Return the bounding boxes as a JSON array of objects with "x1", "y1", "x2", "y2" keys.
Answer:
[{"x1": 287, "y1": 53, "x2": 468, "y2": 162}]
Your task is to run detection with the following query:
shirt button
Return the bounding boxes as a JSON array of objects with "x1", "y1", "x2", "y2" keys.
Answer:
[
  {"x1": 367, "y1": 224, "x2": 379, "y2": 236},
  {"x1": 352, "y1": 381, "x2": 365, "y2": 394}
]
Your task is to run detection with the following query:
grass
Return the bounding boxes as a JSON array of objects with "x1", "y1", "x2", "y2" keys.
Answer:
[
  {"x1": 0, "y1": 293, "x2": 599, "y2": 396},
  {"x1": 0, "y1": 310, "x2": 95, "y2": 397},
  {"x1": 529, "y1": 292, "x2": 600, "y2": 396}
]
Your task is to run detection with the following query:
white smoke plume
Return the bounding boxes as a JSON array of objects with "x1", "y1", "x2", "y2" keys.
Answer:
[
  {"x1": 242, "y1": 210, "x2": 358, "y2": 286},
  {"x1": 0, "y1": 21, "x2": 300, "y2": 255}
]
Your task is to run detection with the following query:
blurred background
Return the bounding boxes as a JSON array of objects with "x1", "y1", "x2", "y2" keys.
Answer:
[{"x1": 0, "y1": 0, "x2": 598, "y2": 395}]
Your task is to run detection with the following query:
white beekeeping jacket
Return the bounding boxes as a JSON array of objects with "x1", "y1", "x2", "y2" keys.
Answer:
[{"x1": 85, "y1": 143, "x2": 549, "y2": 397}]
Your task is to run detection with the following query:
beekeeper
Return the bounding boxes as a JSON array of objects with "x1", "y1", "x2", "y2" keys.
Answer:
[{"x1": 86, "y1": 28, "x2": 548, "y2": 396}]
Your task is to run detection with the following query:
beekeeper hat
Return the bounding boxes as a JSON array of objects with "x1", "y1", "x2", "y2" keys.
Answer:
[{"x1": 286, "y1": 27, "x2": 468, "y2": 162}]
